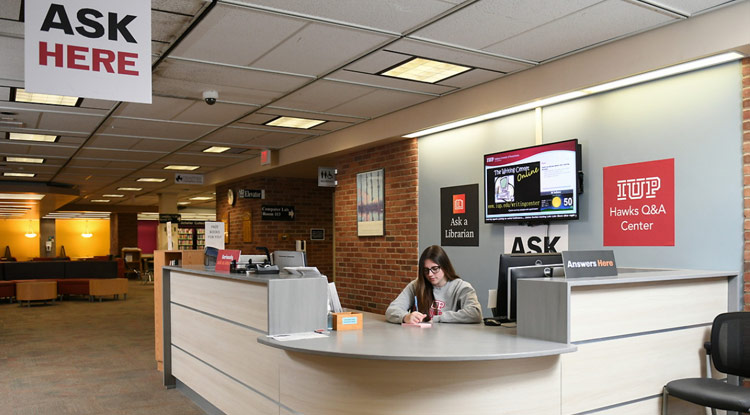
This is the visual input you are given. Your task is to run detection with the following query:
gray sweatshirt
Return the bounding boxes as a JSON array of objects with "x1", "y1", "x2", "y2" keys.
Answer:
[{"x1": 385, "y1": 278, "x2": 482, "y2": 324}]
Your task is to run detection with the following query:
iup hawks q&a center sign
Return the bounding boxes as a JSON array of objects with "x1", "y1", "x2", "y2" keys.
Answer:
[{"x1": 25, "y1": 0, "x2": 152, "y2": 103}]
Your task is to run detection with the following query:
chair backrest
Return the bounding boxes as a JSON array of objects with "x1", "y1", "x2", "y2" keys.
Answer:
[{"x1": 711, "y1": 312, "x2": 750, "y2": 378}]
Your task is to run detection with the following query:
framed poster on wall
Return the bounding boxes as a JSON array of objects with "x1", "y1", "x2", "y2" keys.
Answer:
[{"x1": 357, "y1": 168, "x2": 385, "y2": 236}]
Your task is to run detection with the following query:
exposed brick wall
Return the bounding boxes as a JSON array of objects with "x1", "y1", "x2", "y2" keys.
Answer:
[
  {"x1": 743, "y1": 57, "x2": 750, "y2": 311},
  {"x1": 216, "y1": 177, "x2": 334, "y2": 278},
  {"x1": 334, "y1": 139, "x2": 419, "y2": 314}
]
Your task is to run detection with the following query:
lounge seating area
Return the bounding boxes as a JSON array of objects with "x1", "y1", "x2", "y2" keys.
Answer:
[{"x1": 0, "y1": 260, "x2": 127, "y2": 305}]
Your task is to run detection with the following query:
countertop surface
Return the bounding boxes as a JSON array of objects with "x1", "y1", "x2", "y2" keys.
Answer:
[
  {"x1": 536, "y1": 268, "x2": 737, "y2": 287},
  {"x1": 257, "y1": 312, "x2": 576, "y2": 361},
  {"x1": 164, "y1": 264, "x2": 323, "y2": 284}
]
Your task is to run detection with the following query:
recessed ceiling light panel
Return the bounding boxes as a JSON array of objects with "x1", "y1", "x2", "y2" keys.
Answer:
[
  {"x1": 14, "y1": 88, "x2": 79, "y2": 106},
  {"x1": 6, "y1": 156, "x2": 45, "y2": 164},
  {"x1": 164, "y1": 165, "x2": 200, "y2": 171},
  {"x1": 265, "y1": 116, "x2": 325, "y2": 129},
  {"x1": 381, "y1": 57, "x2": 471, "y2": 83},
  {"x1": 117, "y1": 187, "x2": 142, "y2": 191},
  {"x1": 102, "y1": 194, "x2": 124, "y2": 198},
  {"x1": 189, "y1": 196, "x2": 213, "y2": 201},
  {"x1": 9, "y1": 133, "x2": 58, "y2": 142},
  {"x1": 203, "y1": 146, "x2": 231, "y2": 153},
  {"x1": 136, "y1": 178, "x2": 166, "y2": 182},
  {"x1": 3, "y1": 172, "x2": 36, "y2": 177}
]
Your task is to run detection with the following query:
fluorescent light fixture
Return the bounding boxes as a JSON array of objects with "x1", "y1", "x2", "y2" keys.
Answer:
[
  {"x1": 265, "y1": 116, "x2": 325, "y2": 129},
  {"x1": 163, "y1": 165, "x2": 200, "y2": 171},
  {"x1": 15, "y1": 89, "x2": 79, "y2": 106},
  {"x1": 81, "y1": 220, "x2": 93, "y2": 238},
  {"x1": 102, "y1": 194, "x2": 124, "y2": 198},
  {"x1": 189, "y1": 196, "x2": 213, "y2": 201},
  {"x1": 203, "y1": 146, "x2": 231, "y2": 153},
  {"x1": 9, "y1": 133, "x2": 58, "y2": 142},
  {"x1": 582, "y1": 52, "x2": 744, "y2": 94},
  {"x1": 6, "y1": 156, "x2": 44, "y2": 164},
  {"x1": 0, "y1": 193, "x2": 44, "y2": 200},
  {"x1": 136, "y1": 177, "x2": 166, "y2": 182},
  {"x1": 177, "y1": 201, "x2": 191, "y2": 205},
  {"x1": 3, "y1": 172, "x2": 36, "y2": 177},
  {"x1": 381, "y1": 57, "x2": 471, "y2": 83},
  {"x1": 404, "y1": 52, "x2": 744, "y2": 139},
  {"x1": 91, "y1": 199, "x2": 110, "y2": 203},
  {"x1": 117, "y1": 187, "x2": 142, "y2": 191}
]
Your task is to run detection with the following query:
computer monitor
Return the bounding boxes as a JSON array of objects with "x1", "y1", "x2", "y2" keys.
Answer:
[
  {"x1": 271, "y1": 250, "x2": 306, "y2": 269},
  {"x1": 204, "y1": 246, "x2": 219, "y2": 267},
  {"x1": 506, "y1": 263, "x2": 563, "y2": 322},
  {"x1": 496, "y1": 253, "x2": 562, "y2": 321}
]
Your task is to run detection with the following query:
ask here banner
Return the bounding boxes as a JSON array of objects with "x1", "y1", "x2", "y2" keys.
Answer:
[
  {"x1": 603, "y1": 158, "x2": 674, "y2": 246},
  {"x1": 24, "y1": 0, "x2": 152, "y2": 103}
]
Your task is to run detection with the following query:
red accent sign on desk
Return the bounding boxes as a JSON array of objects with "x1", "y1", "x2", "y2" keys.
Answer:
[
  {"x1": 215, "y1": 249, "x2": 240, "y2": 273},
  {"x1": 603, "y1": 159, "x2": 674, "y2": 246}
]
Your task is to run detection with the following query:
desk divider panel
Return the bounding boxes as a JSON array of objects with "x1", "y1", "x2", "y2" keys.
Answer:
[{"x1": 267, "y1": 277, "x2": 327, "y2": 335}]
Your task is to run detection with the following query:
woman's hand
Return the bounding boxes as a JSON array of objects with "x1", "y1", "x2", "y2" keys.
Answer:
[{"x1": 403, "y1": 312, "x2": 426, "y2": 324}]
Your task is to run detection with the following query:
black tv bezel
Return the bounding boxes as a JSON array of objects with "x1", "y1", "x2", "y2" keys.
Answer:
[{"x1": 483, "y1": 139, "x2": 582, "y2": 224}]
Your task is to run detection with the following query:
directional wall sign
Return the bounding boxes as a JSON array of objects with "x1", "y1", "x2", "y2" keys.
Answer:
[
  {"x1": 261, "y1": 205, "x2": 295, "y2": 221},
  {"x1": 239, "y1": 189, "x2": 265, "y2": 199},
  {"x1": 175, "y1": 173, "x2": 203, "y2": 184}
]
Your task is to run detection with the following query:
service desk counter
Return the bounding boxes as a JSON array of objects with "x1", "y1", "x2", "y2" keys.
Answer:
[{"x1": 161, "y1": 266, "x2": 738, "y2": 415}]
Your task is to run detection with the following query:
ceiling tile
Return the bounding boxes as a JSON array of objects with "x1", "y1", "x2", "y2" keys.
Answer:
[
  {"x1": 483, "y1": 0, "x2": 676, "y2": 62},
  {"x1": 245, "y1": 131, "x2": 312, "y2": 149},
  {"x1": 327, "y1": 69, "x2": 455, "y2": 95},
  {"x1": 37, "y1": 112, "x2": 106, "y2": 134},
  {"x1": 102, "y1": 118, "x2": 213, "y2": 140},
  {"x1": 412, "y1": 0, "x2": 600, "y2": 51},
  {"x1": 117, "y1": 97, "x2": 194, "y2": 120},
  {"x1": 203, "y1": 126, "x2": 269, "y2": 143},
  {"x1": 0, "y1": 37, "x2": 24, "y2": 81},
  {"x1": 250, "y1": 22, "x2": 393, "y2": 76},
  {"x1": 386, "y1": 39, "x2": 532, "y2": 73},
  {"x1": 171, "y1": 102, "x2": 254, "y2": 124},
  {"x1": 441, "y1": 68, "x2": 507, "y2": 89},
  {"x1": 0, "y1": 0, "x2": 22, "y2": 20},
  {"x1": 272, "y1": 80, "x2": 374, "y2": 114},
  {"x1": 152, "y1": 0, "x2": 206, "y2": 16},
  {"x1": 153, "y1": 59, "x2": 310, "y2": 104},
  {"x1": 641, "y1": 0, "x2": 741, "y2": 16},
  {"x1": 229, "y1": 0, "x2": 463, "y2": 33},
  {"x1": 152, "y1": 10, "x2": 192, "y2": 44},
  {"x1": 171, "y1": 4, "x2": 307, "y2": 66},
  {"x1": 326, "y1": 88, "x2": 434, "y2": 118}
]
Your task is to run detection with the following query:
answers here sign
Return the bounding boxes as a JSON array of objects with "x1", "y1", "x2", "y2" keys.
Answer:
[{"x1": 25, "y1": 0, "x2": 152, "y2": 103}]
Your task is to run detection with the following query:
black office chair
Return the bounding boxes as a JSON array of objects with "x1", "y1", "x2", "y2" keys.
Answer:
[{"x1": 662, "y1": 312, "x2": 750, "y2": 415}]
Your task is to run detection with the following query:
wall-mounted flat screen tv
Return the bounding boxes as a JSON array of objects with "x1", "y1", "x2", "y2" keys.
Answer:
[{"x1": 484, "y1": 139, "x2": 581, "y2": 223}]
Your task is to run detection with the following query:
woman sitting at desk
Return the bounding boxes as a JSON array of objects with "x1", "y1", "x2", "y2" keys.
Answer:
[{"x1": 386, "y1": 245, "x2": 482, "y2": 324}]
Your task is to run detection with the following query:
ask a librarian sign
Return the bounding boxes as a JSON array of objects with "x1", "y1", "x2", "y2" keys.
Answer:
[{"x1": 25, "y1": 0, "x2": 152, "y2": 103}]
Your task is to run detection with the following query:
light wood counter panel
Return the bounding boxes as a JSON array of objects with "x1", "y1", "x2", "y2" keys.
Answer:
[
  {"x1": 170, "y1": 270, "x2": 267, "y2": 330},
  {"x1": 154, "y1": 250, "x2": 203, "y2": 371},
  {"x1": 170, "y1": 304, "x2": 280, "y2": 400},
  {"x1": 279, "y1": 353, "x2": 562, "y2": 415},
  {"x1": 172, "y1": 347, "x2": 279, "y2": 415},
  {"x1": 561, "y1": 326, "x2": 710, "y2": 415},
  {"x1": 570, "y1": 278, "x2": 727, "y2": 342}
]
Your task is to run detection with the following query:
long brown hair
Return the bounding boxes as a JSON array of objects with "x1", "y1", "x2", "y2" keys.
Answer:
[{"x1": 414, "y1": 245, "x2": 460, "y2": 316}]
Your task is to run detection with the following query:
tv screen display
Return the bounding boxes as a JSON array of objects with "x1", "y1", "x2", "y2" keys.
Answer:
[{"x1": 484, "y1": 139, "x2": 580, "y2": 223}]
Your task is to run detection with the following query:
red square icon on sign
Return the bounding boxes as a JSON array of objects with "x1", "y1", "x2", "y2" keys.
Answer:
[{"x1": 453, "y1": 194, "x2": 466, "y2": 214}]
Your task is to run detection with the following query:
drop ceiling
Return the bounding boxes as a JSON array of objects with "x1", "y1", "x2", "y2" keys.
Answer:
[{"x1": 0, "y1": 0, "x2": 746, "y2": 215}]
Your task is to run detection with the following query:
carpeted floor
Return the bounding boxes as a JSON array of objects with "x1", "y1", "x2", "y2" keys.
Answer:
[{"x1": 0, "y1": 280, "x2": 206, "y2": 415}]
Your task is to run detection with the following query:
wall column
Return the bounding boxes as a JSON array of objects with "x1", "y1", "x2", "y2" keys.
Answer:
[
  {"x1": 157, "y1": 193, "x2": 179, "y2": 250},
  {"x1": 110, "y1": 213, "x2": 138, "y2": 257}
]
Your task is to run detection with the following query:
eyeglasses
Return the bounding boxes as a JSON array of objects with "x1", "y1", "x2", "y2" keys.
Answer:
[{"x1": 422, "y1": 265, "x2": 441, "y2": 275}]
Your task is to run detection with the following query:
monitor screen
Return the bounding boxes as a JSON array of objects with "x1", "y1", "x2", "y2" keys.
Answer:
[
  {"x1": 271, "y1": 250, "x2": 306, "y2": 269},
  {"x1": 507, "y1": 264, "x2": 563, "y2": 322},
  {"x1": 484, "y1": 139, "x2": 581, "y2": 223},
  {"x1": 496, "y1": 253, "x2": 562, "y2": 321}
]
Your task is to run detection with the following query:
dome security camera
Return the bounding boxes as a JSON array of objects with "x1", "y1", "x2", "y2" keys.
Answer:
[{"x1": 202, "y1": 90, "x2": 218, "y2": 105}]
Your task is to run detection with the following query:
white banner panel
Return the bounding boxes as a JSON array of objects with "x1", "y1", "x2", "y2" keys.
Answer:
[
  {"x1": 503, "y1": 224, "x2": 569, "y2": 254},
  {"x1": 24, "y1": 0, "x2": 152, "y2": 103}
]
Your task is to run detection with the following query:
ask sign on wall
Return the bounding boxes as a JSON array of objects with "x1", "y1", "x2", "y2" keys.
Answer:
[{"x1": 24, "y1": 0, "x2": 151, "y2": 103}]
